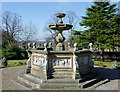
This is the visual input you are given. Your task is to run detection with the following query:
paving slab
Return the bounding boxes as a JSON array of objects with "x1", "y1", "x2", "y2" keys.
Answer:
[
  {"x1": 1, "y1": 66, "x2": 28, "y2": 90},
  {"x1": 1, "y1": 66, "x2": 120, "y2": 91},
  {"x1": 94, "y1": 67, "x2": 120, "y2": 91}
]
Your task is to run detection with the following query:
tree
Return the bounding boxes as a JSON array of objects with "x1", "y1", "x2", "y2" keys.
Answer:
[
  {"x1": 19, "y1": 21, "x2": 37, "y2": 42},
  {"x1": 74, "y1": 1, "x2": 120, "y2": 61},
  {"x1": 65, "y1": 11, "x2": 79, "y2": 47},
  {"x1": 2, "y1": 11, "x2": 22, "y2": 45},
  {"x1": 2, "y1": 11, "x2": 38, "y2": 48},
  {"x1": 0, "y1": 42, "x2": 1, "y2": 58}
]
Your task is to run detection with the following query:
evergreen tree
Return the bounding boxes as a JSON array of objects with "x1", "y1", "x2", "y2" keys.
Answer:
[{"x1": 74, "y1": 1, "x2": 120, "y2": 61}]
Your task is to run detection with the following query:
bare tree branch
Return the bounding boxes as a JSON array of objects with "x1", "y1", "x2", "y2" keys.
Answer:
[{"x1": 2, "y1": 11, "x2": 22, "y2": 44}]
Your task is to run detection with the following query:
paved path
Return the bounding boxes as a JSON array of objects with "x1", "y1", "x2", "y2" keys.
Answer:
[
  {"x1": 0, "y1": 66, "x2": 120, "y2": 90},
  {"x1": 1, "y1": 66, "x2": 28, "y2": 90},
  {"x1": 94, "y1": 67, "x2": 120, "y2": 90}
]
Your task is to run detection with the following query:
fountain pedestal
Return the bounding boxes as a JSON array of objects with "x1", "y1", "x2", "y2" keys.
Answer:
[{"x1": 56, "y1": 33, "x2": 65, "y2": 50}]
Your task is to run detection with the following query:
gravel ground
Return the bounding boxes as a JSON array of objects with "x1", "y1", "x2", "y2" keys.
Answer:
[
  {"x1": 1, "y1": 65, "x2": 28, "y2": 90},
  {"x1": 0, "y1": 66, "x2": 120, "y2": 91}
]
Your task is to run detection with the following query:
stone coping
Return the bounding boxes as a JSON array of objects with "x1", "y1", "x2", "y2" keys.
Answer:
[{"x1": 27, "y1": 49, "x2": 91, "y2": 54}]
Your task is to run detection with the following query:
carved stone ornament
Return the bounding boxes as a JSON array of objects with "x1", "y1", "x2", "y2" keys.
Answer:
[
  {"x1": 33, "y1": 42, "x2": 36, "y2": 48},
  {"x1": 33, "y1": 56, "x2": 44, "y2": 66},
  {"x1": 52, "y1": 58, "x2": 71, "y2": 67},
  {"x1": 56, "y1": 33, "x2": 65, "y2": 43}
]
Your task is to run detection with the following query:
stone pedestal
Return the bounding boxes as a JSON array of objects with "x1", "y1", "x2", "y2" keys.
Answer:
[
  {"x1": 26, "y1": 49, "x2": 94, "y2": 80},
  {"x1": 56, "y1": 33, "x2": 65, "y2": 51}
]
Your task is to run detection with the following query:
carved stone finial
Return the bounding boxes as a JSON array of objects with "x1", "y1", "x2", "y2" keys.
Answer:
[
  {"x1": 68, "y1": 42, "x2": 70, "y2": 48},
  {"x1": 44, "y1": 43, "x2": 48, "y2": 51},
  {"x1": 28, "y1": 43, "x2": 31, "y2": 49},
  {"x1": 48, "y1": 42, "x2": 52, "y2": 48},
  {"x1": 89, "y1": 43, "x2": 93, "y2": 50},
  {"x1": 32, "y1": 42, "x2": 36, "y2": 49},
  {"x1": 74, "y1": 43, "x2": 78, "y2": 51}
]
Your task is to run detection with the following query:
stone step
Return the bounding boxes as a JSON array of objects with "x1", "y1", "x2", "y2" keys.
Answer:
[
  {"x1": 80, "y1": 77, "x2": 102, "y2": 88},
  {"x1": 40, "y1": 83, "x2": 80, "y2": 89},
  {"x1": 63, "y1": 87, "x2": 82, "y2": 90},
  {"x1": 79, "y1": 74, "x2": 95, "y2": 83},
  {"x1": 24, "y1": 74, "x2": 44, "y2": 84},
  {"x1": 45, "y1": 79, "x2": 80, "y2": 83},
  {"x1": 52, "y1": 71, "x2": 73, "y2": 75},
  {"x1": 53, "y1": 68, "x2": 73, "y2": 72},
  {"x1": 52, "y1": 74, "x2": 73, "y2": 79},
  {"x1": 16, "y1": 73, "x2": 108, "y2": 90},
  {"x1": 18, "y1": 75, "x2": 40, "y2": 89},
  {"x1": 52, "y1": 68, "x2": 73, "y2": 79},
  {"x1": 86, "y1": 79, "x2": 110, "y2": 90},
  {"x1": 75, "y1": 75, "x2": 81, "y2": 79},
  {"x1": 12, "y1": 77, "x2": 32, "y2": 90}
]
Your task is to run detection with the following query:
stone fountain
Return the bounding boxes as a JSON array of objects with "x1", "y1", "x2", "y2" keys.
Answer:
[
  {"x1": 15, "y1": 13, "x2": 108, "y2": 90},
  {"x1": 49, "y1": 13, "x2": 72, "y2": 50}
]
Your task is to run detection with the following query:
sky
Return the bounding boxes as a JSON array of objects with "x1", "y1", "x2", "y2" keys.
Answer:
[{"x1": 2, "y1": 1, "x2": 119, "y2": 41}]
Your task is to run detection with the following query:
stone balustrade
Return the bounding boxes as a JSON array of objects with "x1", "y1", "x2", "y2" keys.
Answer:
[{"x1": 27, "y1": 42, "x2": 53, "y2": 49}]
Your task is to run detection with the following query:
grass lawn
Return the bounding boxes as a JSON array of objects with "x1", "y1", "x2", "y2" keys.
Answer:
[
  {"x1": 93, "y1": 60, "x2": 120, "y2": 69},
  {"x1": 7, "y1": 59, "x2": 28, "y2": 67},
  {"x1": 6, "y1": 59, "x2": 120, "y2": 69}
]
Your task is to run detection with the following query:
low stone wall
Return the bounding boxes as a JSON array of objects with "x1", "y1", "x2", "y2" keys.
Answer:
[{"x1": 27, "y1": 49, "x2": 94, "y2": 80}]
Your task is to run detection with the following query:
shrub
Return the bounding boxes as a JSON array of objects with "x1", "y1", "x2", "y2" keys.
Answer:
[
  {"x1": 2, "y1": 43, "x2": 28, "y2": 60},
  {"x1": 20, "y1": 49, "x2": 28, "y2": 59}
]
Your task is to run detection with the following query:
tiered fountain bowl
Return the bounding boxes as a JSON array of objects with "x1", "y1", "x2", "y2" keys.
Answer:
[
  {"x1": 49, "y1": 13, "x2": 73, "y2": 50},
  {"x1": 49, "y1": 13, "x2": 72, "y2": 31}
]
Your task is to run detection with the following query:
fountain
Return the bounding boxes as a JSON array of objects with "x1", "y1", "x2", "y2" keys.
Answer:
[
  {"x1": 15, "y1": 13, "x2": 108, "y2": 90},
  {"x1": 49, "y1": 13, "x2": 72, "y2": 50}
]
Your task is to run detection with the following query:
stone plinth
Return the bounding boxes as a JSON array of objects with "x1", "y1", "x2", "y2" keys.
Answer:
[{"x1": 26, "y1": 49, "x2": 94, "y2": 80}]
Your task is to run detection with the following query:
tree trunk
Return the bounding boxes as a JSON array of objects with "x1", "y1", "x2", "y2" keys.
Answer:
[
  {"x1": 101, "y1": 49, "x2": 105, "y2": 62},
  {"x1": 95, "y1": 53, "x2": 97, "y2": 61}
]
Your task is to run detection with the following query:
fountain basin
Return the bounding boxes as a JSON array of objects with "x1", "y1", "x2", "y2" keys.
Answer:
[
  {"x1": 56, "y1": 13, "x2": 66, "y2": 18},
  {"x1": 27, "y1": 49, "x2": 94, "y2": 80},
  {"x1": 49, "y1": 24, "x2": 73, "y2": 32}
]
